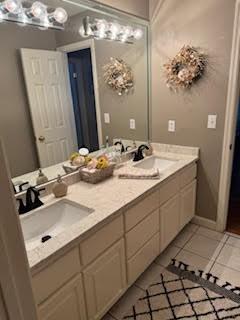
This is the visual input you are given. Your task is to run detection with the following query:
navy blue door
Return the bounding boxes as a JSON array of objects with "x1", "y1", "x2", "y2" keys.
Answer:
[{"x1": 68, "y1": 48, "x2": 99, "y2": 152}]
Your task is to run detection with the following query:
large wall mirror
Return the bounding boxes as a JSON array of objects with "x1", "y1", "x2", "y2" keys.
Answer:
[{"x1": 0, "y1": 0, "x2": 149, "y2": 193}]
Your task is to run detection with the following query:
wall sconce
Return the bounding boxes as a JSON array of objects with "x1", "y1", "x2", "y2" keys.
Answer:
[
  {"x1": 79, "y1": 16, "x2": 143, "y2": 43},
  {"x1": 0, "y1": 0, "x2": 68, "y2": 30}
]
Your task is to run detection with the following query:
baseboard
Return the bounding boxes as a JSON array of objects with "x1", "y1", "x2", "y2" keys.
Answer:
[{"x1": 192, "y1": 215, "x2": 217, "y2": 231}]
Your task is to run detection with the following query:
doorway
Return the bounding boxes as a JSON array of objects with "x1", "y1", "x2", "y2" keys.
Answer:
[
  {"x1": 226, "y1": 102, "x2": 240, "y2": 234},
  {"x1": 67, "y1": 48, "x2": 99, "y2": 152},
  {"x1": 58, "y1": 39, "x2": 103, "y2": 150}
]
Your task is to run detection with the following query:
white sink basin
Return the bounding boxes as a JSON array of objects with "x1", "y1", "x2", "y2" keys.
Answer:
[
  {"x1": 20, "y1": 199, "x2": 94, "y2": 251},
  {"x1": 134, "y1": 156, "x2": 177, "y2": 171}
]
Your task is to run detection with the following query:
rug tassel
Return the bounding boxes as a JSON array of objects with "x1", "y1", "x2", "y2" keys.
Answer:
[
  {"x1": 230, "y1": 286, "x2": 240, "y2": 294},
  {"x1": 171, "y1": 259, "x2": 176, "y2": 266},
  {"x1": 222, "y1": 281, "x2": 232, "y2": 289},
  {"x1": 198, "y1": 270, "x2": 204, "y2": 278}
]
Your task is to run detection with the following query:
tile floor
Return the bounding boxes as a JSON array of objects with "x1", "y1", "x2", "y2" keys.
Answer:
[{"x1": 102, "y1": 223, "x2": 240, "y2": 320}]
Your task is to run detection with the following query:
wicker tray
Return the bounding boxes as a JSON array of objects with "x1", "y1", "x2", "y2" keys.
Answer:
[{"x1": 79, "y1": 163, "x2": 115, "y2": 184}]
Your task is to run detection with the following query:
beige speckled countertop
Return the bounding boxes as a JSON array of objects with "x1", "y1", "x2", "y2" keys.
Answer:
[{"x1": 24, "y1": 144, "x2": 199, "y2": 273}]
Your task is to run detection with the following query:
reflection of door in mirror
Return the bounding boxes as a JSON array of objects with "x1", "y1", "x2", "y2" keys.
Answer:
[
  {"x1": 21, "y1": 49, "x2": 78, "y2": 168},
  {"x1": 67, "y1": 48, "x2": 99, "y2": 152}
]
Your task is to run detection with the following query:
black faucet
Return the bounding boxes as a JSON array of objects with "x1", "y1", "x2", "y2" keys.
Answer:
[
  {"x1": 133, "y1": 144, "x2": 149, "y2": 162},
  {"x1": 12, "y1": 181, "x2": 29, "y2": 194},
  {"x1": 114, "y1": 141, "x2": 125, "y2": 153},
  {"x1": 17, "y1": 187, "x2": 45, "y2": 215}
]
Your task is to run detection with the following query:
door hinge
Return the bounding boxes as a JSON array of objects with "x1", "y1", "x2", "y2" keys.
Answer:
[{"x1": 230, "y1": 144, "x2": 233, "y2": 150}]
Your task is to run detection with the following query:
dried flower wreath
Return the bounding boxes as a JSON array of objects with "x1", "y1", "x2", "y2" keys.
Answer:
[
  {"x1": 164, "y1": 45, "x2": 207, "y2": 91},
  {"x1": 103, "y1": 57, "x2": 134, "y2": 96}
]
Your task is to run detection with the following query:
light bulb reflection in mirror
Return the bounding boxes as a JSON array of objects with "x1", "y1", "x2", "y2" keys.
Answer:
[
  {"x1": 53, "y1": 7, "x2": 67, "y2": 24},
  {"x1": 31, "y1": 1, "x2": 47, "y2": 21}
]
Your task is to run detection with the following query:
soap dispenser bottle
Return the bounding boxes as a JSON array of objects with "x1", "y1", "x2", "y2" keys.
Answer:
[
  {"x1": 36, "y1": 168, "x2": 48, "y2": 185},
  {"x1": 145, "y1": 141, "x2": 153, "y2": 157},
  {"x1": 52, "y1": 175, "x2": 68, "y2": 198}
]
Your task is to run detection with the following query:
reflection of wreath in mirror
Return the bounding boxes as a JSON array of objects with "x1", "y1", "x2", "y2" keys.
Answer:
[
  {"x1": 164, "y1": 45, "x2": 207, "y2": 91},
  {"x1": 103, "y1": 58, "x2": 134, "y2": 96}
]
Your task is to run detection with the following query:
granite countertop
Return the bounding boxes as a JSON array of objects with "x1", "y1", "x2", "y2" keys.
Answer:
[{"x1": 25, "y1": 144, "x2": 199, "y2": 273}]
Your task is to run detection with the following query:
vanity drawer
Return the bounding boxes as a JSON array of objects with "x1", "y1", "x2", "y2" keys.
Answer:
[
  {"x1": 127, "y1": 233, "x2": 159, "y2": 285},
  {"x1": 126, "y1": 209, "x2": 159, "y2": 259},
  {"x1": 159, "y1": 175, "x2": 180, "y2": 206},
  {"x1": 125, "y1": 190, "x2": 159, "y2": 232},
  {"x1": 80, "y1": 215, "x2": 124, "y2": 266},
  {"x1": 180, "y1": 163, "x2": 197, "y2": 188},
  {"x1": 32, "y1": 248, "x2": 81, "y2": 305}
]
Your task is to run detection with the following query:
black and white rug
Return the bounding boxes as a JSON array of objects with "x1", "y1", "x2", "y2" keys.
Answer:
[{"x1": 123, "y1": 259, "x2": 240, "y2": 320}]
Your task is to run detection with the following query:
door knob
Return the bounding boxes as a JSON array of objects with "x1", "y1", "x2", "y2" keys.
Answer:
[{"x1": 38, "y1": 136, "x2": 45, "y2": 142}]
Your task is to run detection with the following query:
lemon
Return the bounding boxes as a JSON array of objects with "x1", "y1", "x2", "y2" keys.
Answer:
[{"x1": 96, "y1": 157, "x2": 109, "y2": 169}]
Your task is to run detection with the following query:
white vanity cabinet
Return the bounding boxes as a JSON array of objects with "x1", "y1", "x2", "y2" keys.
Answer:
[
  {"x1": 160, "y1": 194, "x2": 180, "y2": 250},
  {"x1": 124, "y1": 189, "x2": 160, "y2": 285},
  {"x1": 180, "y1": 179, "x2": 197, "y2": 228},
  {"x1": 83, "y1": 240, "x2": 126, "y2": 320},
  {"x1": 32, "y1": 161, "x2": 197, "y2": 320},
  {"x1": 38, "y1": 275, "x2": 87, "y2": 320},
  {"x1": 160, "y1": 163, "x2": 197, "y2": 250}
]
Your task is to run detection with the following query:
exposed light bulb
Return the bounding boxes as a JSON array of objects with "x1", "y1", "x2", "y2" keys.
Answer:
[
  {"x1": 109, "y1": 22, "x2": 120, "y2": 34},
  {"x1": 31, "y1": 1, "x2": 47, "y2": 21},
  {"x1": 3, "y1": 0, "x2": 22, "y2": 14},
  {"x1": 109, "y1": 22, "x2": 120, "y2": 40},
  {"x1": 96, "y1": 29, "x2": 106, "y2": 39},
  {"x1": 95, "y1": 18, "x2": 108, "y2": 38},
  {"x1": 120, "y1": 34, "x2": 128, "y2": 43},
  {"x1": 53, "y1": 7, "x2": 67, "y2": 24},
  {"x1": 122, "y1": 25, "x2": 133, "y2": 37},
  {"x1": 96, "y1": 19, "x2": 108, "y2": 31},
  {"x1": 133, "y1": 28, "x2": 143, "y2": 40}
]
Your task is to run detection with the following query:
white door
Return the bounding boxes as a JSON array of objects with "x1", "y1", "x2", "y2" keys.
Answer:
[
  {"x1": 21, "y1": 49, "x2": 78, "y2": 168},
  {"x1": 0, "y1": 138, "x2": 38, "y2": 320}
]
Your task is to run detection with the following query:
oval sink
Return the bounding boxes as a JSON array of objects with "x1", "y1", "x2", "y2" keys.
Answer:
[
  {"x1": 20, "y1": 199, "x2": 94, "y2": 250},
  {"x1": 134, "y1": 156, "x2": 177, "y2": 171}
]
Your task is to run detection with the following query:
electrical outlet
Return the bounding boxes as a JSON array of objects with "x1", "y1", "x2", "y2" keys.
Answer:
[
  {"x1": 207, "y1": 115, "x2": 217, "y2": 129},
  {"x1": 130, "y1": 119, "x2": 136, "y2": 130},
  {"x1": 104, "y1": 113, "x2": 110, "y2": 124},
  {"x1": 168, "y1": 120, "x2": 175, "y2": 132}
]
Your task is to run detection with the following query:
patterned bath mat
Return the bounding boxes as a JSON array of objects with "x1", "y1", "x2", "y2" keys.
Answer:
[{"x1": 123, "y1": 259, "x2": 240, "y2": 320}]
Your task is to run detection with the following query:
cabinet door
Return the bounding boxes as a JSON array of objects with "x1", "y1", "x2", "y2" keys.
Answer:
[
  {"x1": 160, "y1": 194, "x2": 180, "y2": 250},
  {"x1": 38, "y1": 275, "x2": 87, "y2": 320},
  {"x1": 180, "y1": 179, "x2": 197, "y2": 228},
  {"x1": 83, "y1": 239, "x2": 127, "y2": 320}
]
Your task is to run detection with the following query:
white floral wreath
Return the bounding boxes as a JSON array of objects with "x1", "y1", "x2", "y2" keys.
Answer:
[
  {"x1": 164, "y1": 45, "x2": 207, "y2": 91},
  {"x1": 103, "y1": 57, "x2": 134, "y2": 96}
]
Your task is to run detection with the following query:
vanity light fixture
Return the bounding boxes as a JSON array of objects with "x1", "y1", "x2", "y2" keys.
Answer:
[
  {"x1": 79, "y1": 16, "x2": 143, "y2": 43},
  {"x1": 0, "y1": 0, "x2": 68, "y2": 30}
]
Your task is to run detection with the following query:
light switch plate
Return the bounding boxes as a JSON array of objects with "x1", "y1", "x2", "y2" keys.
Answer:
[
  {"x1": 130, "y1": 119, "x2": 136, "y2": 130},
  {"x1": 104, "y1": 113, "x2": 110, "y2": 124},
  {"x1": 208, "y1": 115, "x2": 217, "y2": 129},
  {"x1": 168, "y1": 120, "x2": 175, "y2": 132}
]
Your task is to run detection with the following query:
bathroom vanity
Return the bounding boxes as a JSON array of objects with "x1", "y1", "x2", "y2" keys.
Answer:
[
  {"x1": 0, "y1": 0, "x2": 199, "y2": 317},
  {"x1": 24, "y1": 145, "x2": 198, "y2": 320}
]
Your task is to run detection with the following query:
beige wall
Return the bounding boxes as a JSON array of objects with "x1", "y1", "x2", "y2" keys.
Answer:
[
  {"x1": 94, "y1": 0, "x2": 149, "y2": 20},
  {"x1": 55, "y1": 12, "x2": 149, "y2": 145},
  {"x1": 0, "y1": 24, "x2": 56, "y2": 177},
  {"x1": 150, "y1": 0, "x2": 235, "y2": 221}
]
